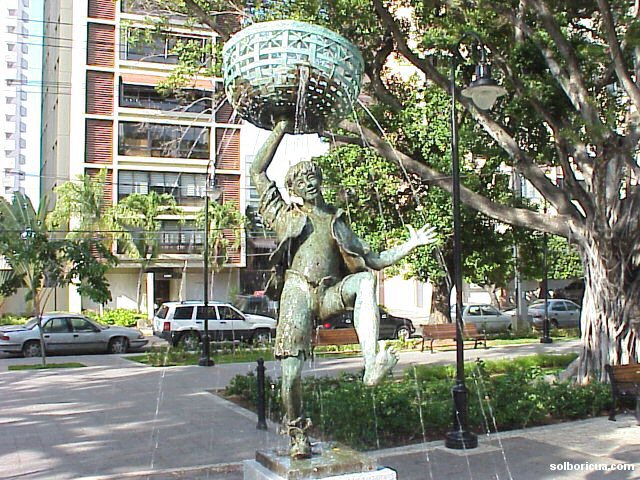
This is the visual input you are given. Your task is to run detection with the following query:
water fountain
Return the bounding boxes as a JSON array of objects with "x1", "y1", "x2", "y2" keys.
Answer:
[{"x1": 223, "y1": 20, "x2": 399, "y2": 480}]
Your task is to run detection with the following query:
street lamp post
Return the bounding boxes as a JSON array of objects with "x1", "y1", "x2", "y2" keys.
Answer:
[
  {"x1": 198, "y1": 171, "x2": 221, "y2": 367},
  {"x1": 445, "y1": 32, "x2": 506, "y2": 450},
  {"x1": 540, "y1": 202, "x2": 552, "y2": 344}
]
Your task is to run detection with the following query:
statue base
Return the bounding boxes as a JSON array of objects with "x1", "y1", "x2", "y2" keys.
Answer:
[{"x1": 244, "y1": 442, "x2": 396, "y2": 480}]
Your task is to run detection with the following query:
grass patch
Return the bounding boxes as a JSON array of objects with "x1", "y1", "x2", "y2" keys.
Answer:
[
  {"x1": 8, "y1": 362, "x2": 86, "y2": 371},
  {"x1": 128, "y1": 345, "x2": 275, "y2": 366}
]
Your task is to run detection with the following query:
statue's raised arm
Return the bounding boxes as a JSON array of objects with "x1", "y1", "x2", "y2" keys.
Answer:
[
  {"x1": 250, "y1": 120, "x2": 290, "y2": 197},
  {"x1": 362, "y1": 224, "x2": 438, "y2": 270}
]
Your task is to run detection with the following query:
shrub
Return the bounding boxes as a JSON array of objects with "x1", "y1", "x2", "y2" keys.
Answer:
[
  {"x1": 86, "y1": 308, "x2": 145, "y2": 327},
  {"x1": 0, "y1": 314, "x2": 29, "y2": 326},
  {"x1": 224, "y1": 354, "x2": 611, "y2": 450}
]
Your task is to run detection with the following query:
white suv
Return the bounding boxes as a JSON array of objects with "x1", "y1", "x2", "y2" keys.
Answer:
[{"x1": 153, "y1": 301, "x2": 277, "y2": 349}]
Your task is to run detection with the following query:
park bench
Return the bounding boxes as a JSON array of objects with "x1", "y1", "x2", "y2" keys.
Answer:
[
  {"x1": 311, "y1": 328, "x2": 360, "y2": 356},
  {"x1": 605, "y1": 363, "x2": 640, "y2": 424},
  {"x1": 419, "y1": 323, "x2": 487, "y2": 353}
]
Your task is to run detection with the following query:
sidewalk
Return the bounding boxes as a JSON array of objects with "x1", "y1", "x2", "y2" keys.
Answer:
[{"x1": 1, "y1": 341, "x2": 638, "y2": 479}]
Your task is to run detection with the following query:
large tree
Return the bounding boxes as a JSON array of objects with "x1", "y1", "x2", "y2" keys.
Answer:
[
  {"x1": 138, "y1": 0, "x2": 639, "y2": 381},
  {"x1": 0, "y1": 193, "x2": 115, "y2": 365}
]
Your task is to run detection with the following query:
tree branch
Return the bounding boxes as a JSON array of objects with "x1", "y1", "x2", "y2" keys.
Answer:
[
  {"x1": 596, "y1": 0, "x2": 640, "y2": 112},
  {"x1": 337, "y1": 121, "x2": 572, "y2": 237}
]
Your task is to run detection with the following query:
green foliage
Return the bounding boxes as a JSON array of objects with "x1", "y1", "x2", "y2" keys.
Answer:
[
  {"x1": 195, "y1": 200, "x2": 245, "y2": 272},
  {"x1": 0, "y1": 314, "x2": 29, "y2": 326},
  {"x1": 112, "y1": 191, "x2": 181, "y2": 260},
  {"x1": 0, "y1": 193, "x2": 116, "y2": 308},
  {"x1": 225, "y1": 354, "x2": 610, "y2": 450},
  {"x1": 8, "y1": 363, "x2": 86, "y2": 371},
  {"x1": 85, "y1": 308, "x2": 145, "y2": 327}
]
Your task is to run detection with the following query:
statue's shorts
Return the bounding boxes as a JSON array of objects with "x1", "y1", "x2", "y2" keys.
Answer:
[{"x1": 273, "y1": 269, "x2": 355, "y2": 359}]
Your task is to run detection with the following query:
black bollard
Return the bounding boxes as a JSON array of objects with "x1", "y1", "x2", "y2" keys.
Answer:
[{"x1": 256, "y1": 358, "x2": 268, "y2": 430}]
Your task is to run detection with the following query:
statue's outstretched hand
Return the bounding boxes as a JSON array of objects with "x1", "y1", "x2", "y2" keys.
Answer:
[{"x1": 407, "y1": 224, "x2": 438, "y2": 248}]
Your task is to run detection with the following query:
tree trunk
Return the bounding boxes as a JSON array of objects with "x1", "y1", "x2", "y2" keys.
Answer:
[
  {"x1": 577, "y1": 237, "x2": 640, "y2": 383},
  {"x1": 430, "y1": 279, "x2": 452, "y2": 324},
  {"x1": 136, "y1": 267, "x2": 143, "y2": 313}
]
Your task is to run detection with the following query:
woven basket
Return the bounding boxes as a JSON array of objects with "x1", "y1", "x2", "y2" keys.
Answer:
[{"x1": 222, "y1": 20, "x2": 364, "y2": 133}]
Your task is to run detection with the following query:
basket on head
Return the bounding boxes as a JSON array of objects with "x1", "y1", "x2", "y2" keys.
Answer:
[{"x1": 222, "y1": 20, "x2": 364, "y2": 133}]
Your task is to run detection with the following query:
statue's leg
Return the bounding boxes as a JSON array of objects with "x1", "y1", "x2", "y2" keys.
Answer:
[
  {"x1": 281, "y1": 354, "x2": 312, "y2": 458},
  {"x1": 277, "y1": 273, "x2": 313, "y2": 459},
  {"x1": 336, "y1": 272, "x2": 398, "y2": 386}
]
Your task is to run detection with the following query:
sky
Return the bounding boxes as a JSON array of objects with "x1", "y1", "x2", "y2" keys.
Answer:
[{"x1": 25, "y1": 0, "x2": 43, "y2": 201}]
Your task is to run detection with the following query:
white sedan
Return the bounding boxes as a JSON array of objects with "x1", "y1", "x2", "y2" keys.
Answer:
[
  {"x1": 453, "y1": 304, "x2": 512, "y2": 333},
  {"x1": 0, "y1": 313, "x2": 148, "y2": 357}
]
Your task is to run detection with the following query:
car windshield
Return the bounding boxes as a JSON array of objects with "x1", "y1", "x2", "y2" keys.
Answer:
[
  {"x1": 24, "y1": 317, "x2": 39, "y2": 329},
  {"x1": 529, "y1": 300, "x2": 547, "y2": 308}
]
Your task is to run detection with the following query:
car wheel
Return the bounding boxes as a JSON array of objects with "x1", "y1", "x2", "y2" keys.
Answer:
[
  {"x1": 395, "y1": 326, "x2": 411, "y2": 341},
  {"x1": 252, "y1": 329, "x2": 272, "y2": 345},
  {"x1": 108, "y1": 337, "x2": 129, "y2": 354},
  {"x1": 550, "y1": 319, "x2": 560, "y2": 329},
  {"x1": 22, "y1": 340, "x2": 42, "y2": 358},
  {"x1": 179, "y1": 331, "x2": 201, "y2": 351}
]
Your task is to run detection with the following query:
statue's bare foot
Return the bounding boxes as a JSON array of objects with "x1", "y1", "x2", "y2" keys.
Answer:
[{"x1": 363, "y1": 341, "x2": 399, "y2": 386}]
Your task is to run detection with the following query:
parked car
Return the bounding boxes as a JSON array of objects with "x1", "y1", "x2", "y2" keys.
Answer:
[
  {"x1": 0, "y1": 313, "x2": 148, "y2": 357},
  {"x1": 153, "y1": 301, "x2": 277, "y2": 349},
  {"x1": 234, "y1": 294, "x2": 278, "y2": 319},
  {"x1": 451, "y1": 304, "x2": 512, "y2": 333},
  {"x1": 528, "y1": 299, "x2": 581, "y2": 329},
  {"x1": 319, "y1": 307, "x2": 416, "y2": 341}
]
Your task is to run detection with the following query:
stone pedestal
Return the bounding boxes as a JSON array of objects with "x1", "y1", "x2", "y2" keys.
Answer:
[{"x1": 244, "y1": 442, "x2": 397, "y2": 480}]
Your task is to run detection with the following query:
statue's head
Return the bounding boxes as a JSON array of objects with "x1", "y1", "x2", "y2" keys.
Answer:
[{"x1": 285, "y1": 161, "x2": 323, "y2": 202}]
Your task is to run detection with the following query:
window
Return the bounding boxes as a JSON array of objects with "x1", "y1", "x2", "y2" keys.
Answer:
[
  {"x1": 160, "y1": 220, "x2": 202, "y2": 253},
  {"x1": 196, "y1": 306, "x2": 217, "y2": 320},
  {"x1": 482, "y1": 306, "x2": 499, "y2": 316},
  {"x1": 173, "y1": 306, "x2": 194, "y2": 320},
  {"x1": 43, "y1": 318, "x2": 70, "y2": 333},
  {"x1": 118, "y1": 122, "x2": 210, "y2": 159},
  {"x1": 70, "y1": 318, "x2": 98, "y2": 332},
  {"x1": 468, "y1": 306, "x2": 482, "y2": 316},
  {"x1": 156, "y1": 305, "x2": 169, "y2": 319},
  {"x1": 120, "y1": 83, "x2": 212, "y2": 113},
  {"x1": 565, "y1": 303, "x2": 580, "y2": 311},
  {"x1": 118, "y1": 170, "x2": 206, "y2": 205},
  {"x1": 217, "y1": 306, "x2": 243, "y2": 320},
  {"x1": 551, "y1": 303, "x2": 566, "y2": 311},
  {"x1": 121, "y1": 27, "x2": 211, "y2": 66}
]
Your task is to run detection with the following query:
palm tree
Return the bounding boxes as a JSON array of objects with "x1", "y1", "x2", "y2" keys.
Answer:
[
  {"x1": 48, "y1": 170, "x2": 113, "y2": 244},
  {"x1": 197, "y1": 199, "x2": 244, "y2": 300},
  {"x1": 112, "y1": 191, "x2": 181, "y2": 312}
]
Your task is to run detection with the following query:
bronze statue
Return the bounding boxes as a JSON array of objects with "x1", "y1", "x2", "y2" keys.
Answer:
[{"x1": 251, "y1": 120, "x2": 437, "y2": 459}]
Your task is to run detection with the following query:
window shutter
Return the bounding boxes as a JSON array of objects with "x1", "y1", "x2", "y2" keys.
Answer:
[
  {"x1": 86, "y1": 71, "x2": 114, "y2": 115},
  {"x1": 118, "y1": 170, "x2": 133, "y2": 196},
  {"x1": 216, "y1": 128, "x2": 240, "y2": 170},
  {"x1": 86, "y1": 119, "x2": 113, "y2": 164},
  {"x1": 87, "y1": 23, "x2": 115, "y2": 67},
  {"x1": 88, "y1": 0, "x2": 115, "y2": 20},
  {"x1": 215, "y1": 173, "x2": 240, "y2": 207}
]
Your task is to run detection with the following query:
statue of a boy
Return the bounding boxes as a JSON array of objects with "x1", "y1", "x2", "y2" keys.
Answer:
[{"x1": 251, "y1": 120, "x2": 437, "y2": 459}]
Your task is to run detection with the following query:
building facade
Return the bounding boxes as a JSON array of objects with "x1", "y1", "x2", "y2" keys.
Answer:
[
  {"x1": 40, "y1": 0, "x2": 245, "y2": 316},
  {"x1": 1, "y1": 0, "x2": 29, "y2": 198}
]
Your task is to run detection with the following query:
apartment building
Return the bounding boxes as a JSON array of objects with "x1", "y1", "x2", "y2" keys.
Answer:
[
  {"x1": 41, "y1": 0, "x2": 245, "y2": 315},
  {"x1": 1, "y1": 0, "x2": 29, "y2": 198}
]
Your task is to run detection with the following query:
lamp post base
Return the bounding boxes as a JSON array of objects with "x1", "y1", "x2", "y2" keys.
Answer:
[
  {"x1": 540, "y1": 336, "x2": 553, "y2": 344},
  {"x1": 445, "y1": 429, "x2": 478, "y2": 449},
  {"x1": 198, "y1": 357, "x2": 215, "y2": 366}
]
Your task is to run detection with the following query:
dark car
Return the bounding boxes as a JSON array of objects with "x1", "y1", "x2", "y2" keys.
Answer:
[{"x1": 320, "y1": 307, "x2": 415, "y2": 340}]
